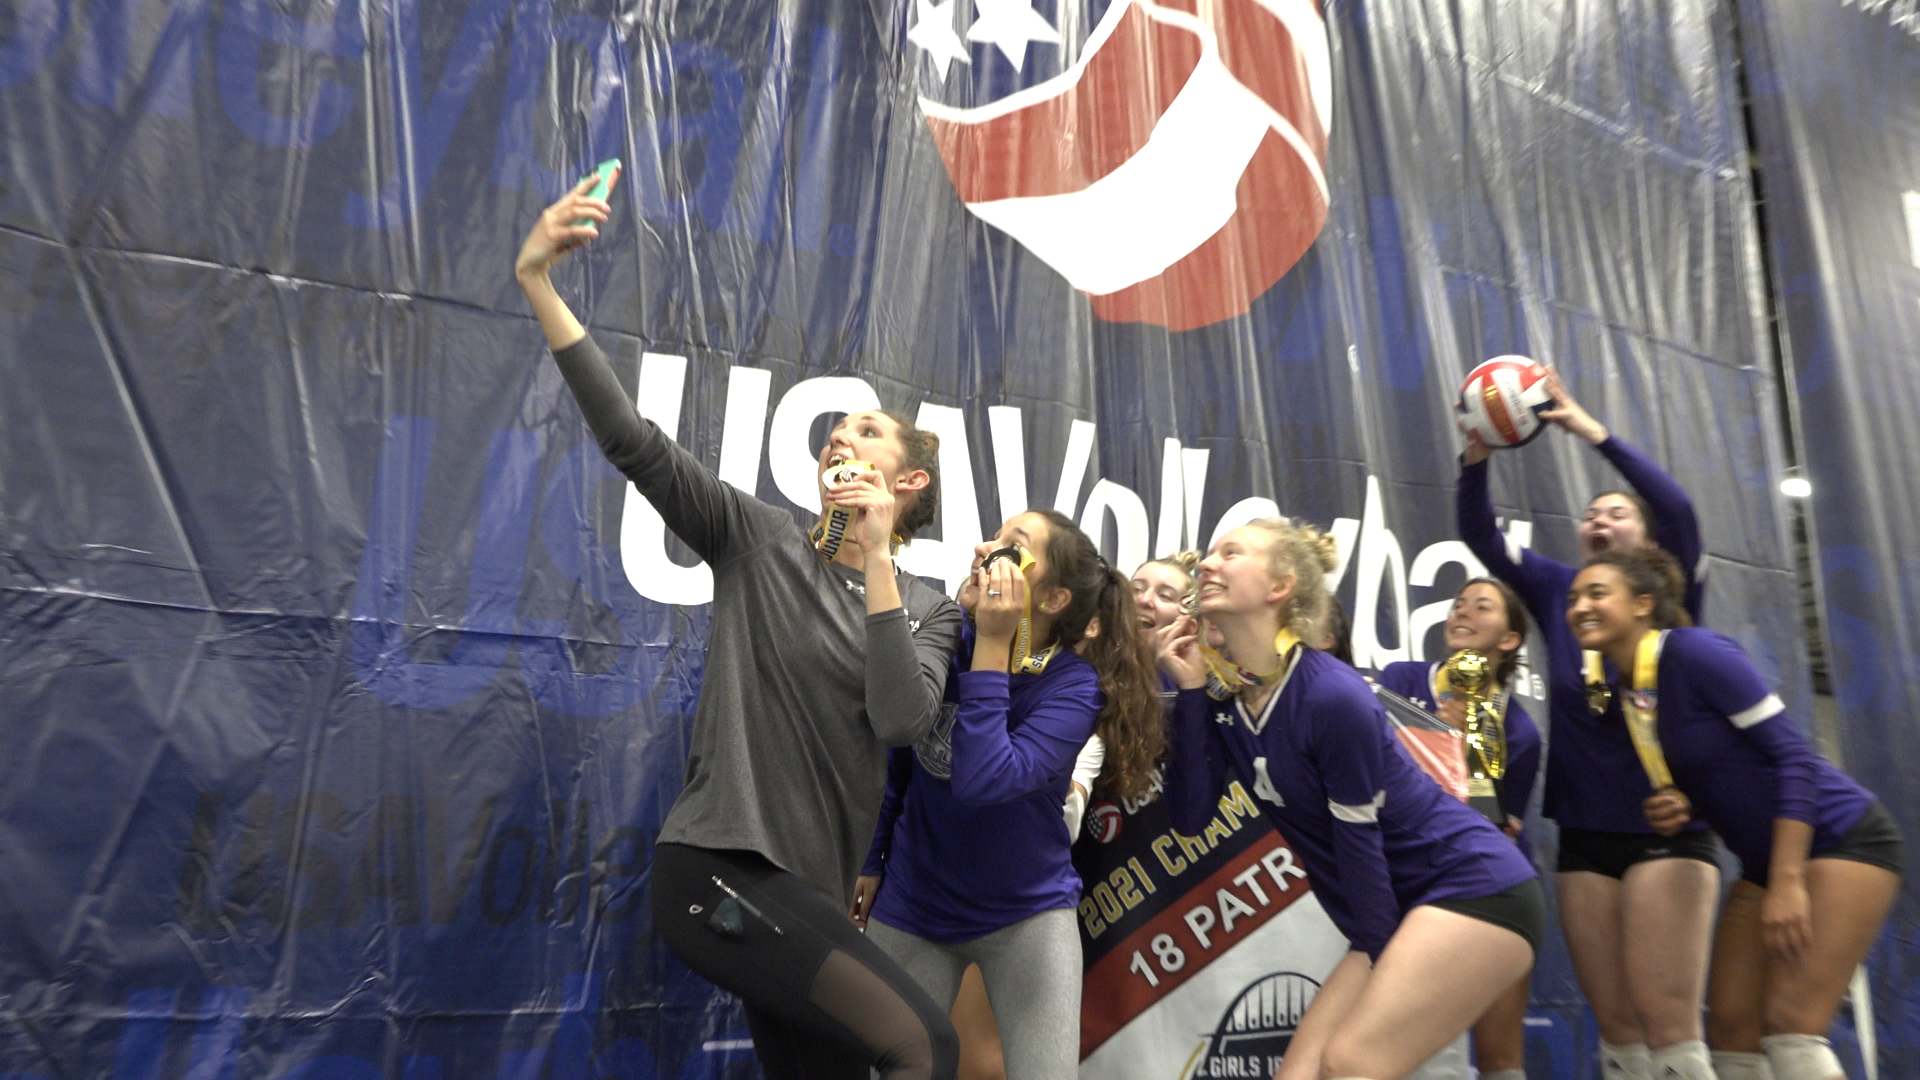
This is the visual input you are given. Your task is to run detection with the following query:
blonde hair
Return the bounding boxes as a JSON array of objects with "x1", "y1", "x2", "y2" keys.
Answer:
[
  {"x1": 1242, "y1": 518, "x2": 1340, "y2": 640},
  {"x1": 1135, "y1": 550, "x2": 1200, "y2": 587}
]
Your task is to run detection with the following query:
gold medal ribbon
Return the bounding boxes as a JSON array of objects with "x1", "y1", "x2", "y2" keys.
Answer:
[
  {"x1": 982, "y1": 544, "x2": 1056, "y2": 675},
  {"x1": 1435, "y1": 652, "x2": 1509, "y2": 783},
  {"x1": 1200, "y1": 628, "x2": 1302, "y2": 701},
  {"x1": 811, "y1": 459, "x2": 903, "y2": 559},
  {"x1": 1620, "y1": 630, "x2": 1675, "y2": 790}
]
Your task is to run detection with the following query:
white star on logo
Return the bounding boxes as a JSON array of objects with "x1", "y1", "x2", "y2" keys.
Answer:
[
  {"x1": 907, "y1": 0, "x2": 972, "y2": 79},
  {"x1": 964, "y1": 0, "x2": 1061, "y2": 72}
]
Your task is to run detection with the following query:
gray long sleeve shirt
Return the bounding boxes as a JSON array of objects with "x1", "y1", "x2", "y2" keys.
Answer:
[{"x1": 551, "y1": 336, "x2": 962, "y2": 904}]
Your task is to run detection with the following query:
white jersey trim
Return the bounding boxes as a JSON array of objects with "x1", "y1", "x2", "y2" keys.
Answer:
[
  {"x1": 1329, "y1": 790, "x2": 1386, "y2": 824},
  {"x1": 1729, "y1": 693, "x2": 1785, "y2": 730}
]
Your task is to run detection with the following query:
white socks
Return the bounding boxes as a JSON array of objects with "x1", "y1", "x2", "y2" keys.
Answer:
[
  {"x1": 1651, "y1": 1040, "x2": 1716, "y2": 1080},
  {"x1": 1601, "y1": 1040, "x2": 1654, "y2": 1080},
  {"x1": 1711, "y1": 1049, "x2": 1773, "y2": 1080},
  {"x1": 1760, "y1": 1034, "x2": 1843, "y2": 1080}
]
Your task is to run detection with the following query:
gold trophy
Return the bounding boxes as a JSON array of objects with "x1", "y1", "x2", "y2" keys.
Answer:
[{"x1": 1442, "y1": 649, "x2": 1506, "y2": 824}]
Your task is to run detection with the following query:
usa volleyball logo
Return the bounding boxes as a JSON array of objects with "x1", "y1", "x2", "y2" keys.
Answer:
[{"x1": 905, "y1": 0, "x2": 1333, "y2": 331}]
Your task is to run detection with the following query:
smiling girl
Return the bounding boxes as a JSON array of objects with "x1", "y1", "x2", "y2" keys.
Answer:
[
  {"x1": 1376, "y1": 579, "x2": 1539, "y2": 1080},
  {"x1": 1457, "y1": 370, "x2": 1718, "y2": 1080},
  {"x1": 1568, "y1": 551, "x2": 1902, "y2": 1080},
  {"x1": 517, "y1": 177, "x2": 964, "y2": 1078},
  {"x1": 851, "y1": 511, "x2": 1163, "y2": 1079},
  {"x1": 1160, "y1": 518, "x2": 1541, "y2": 1080}
]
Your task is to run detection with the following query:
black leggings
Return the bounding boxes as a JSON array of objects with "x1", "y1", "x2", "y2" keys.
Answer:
[{"x1": 651, "y1": 843, "x2": 959, "y2": 1080}]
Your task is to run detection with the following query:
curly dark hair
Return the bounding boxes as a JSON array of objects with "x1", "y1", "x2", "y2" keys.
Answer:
[
  {"x1": 1582, "y1": 549, "x2": 1693, "y2": 631},
  {"x1": 1033, "y1": 510, "x2": 1166, "y2": 801}
]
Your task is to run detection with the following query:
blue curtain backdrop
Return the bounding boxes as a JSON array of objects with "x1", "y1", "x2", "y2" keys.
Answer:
[
  {"x1": 0, "y1": 0, "x2": 1886, "y2": 1074},
  {"x1": 1737, "y1": 0, "x2": 1920, "y2": 1070}
]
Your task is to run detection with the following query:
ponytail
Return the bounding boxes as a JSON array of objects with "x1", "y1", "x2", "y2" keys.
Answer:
[
  {"x1": 1034, "y1": 511, "x2": 1167, "y2": 801},
  {"x1": 1082, "y1": 566, "x2": 1168, "y2": 801}
]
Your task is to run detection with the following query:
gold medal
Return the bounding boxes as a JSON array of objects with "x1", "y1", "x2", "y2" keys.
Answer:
[
  {"x1": 810, "y1": 460, "x2": 903, "y2": 559},
  {"x1": 1199, "y1": 628, "x2": 1301, "y2": 701},
  {"x1": 1583, "y1": 650, "x2": 1614, "y2": 715},
  {"x1": 981, "y1": 544, "x2": 1057, "y2": 675},
  {"x1": 1620, "y1": 631, "x2": 1675, "y2": 791}
]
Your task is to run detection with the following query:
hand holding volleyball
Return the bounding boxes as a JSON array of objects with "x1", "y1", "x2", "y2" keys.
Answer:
[{"x1": 1455, "y1": 356, "x2": 1553, "y2": 448}]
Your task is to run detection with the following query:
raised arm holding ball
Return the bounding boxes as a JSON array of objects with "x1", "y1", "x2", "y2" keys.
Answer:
[{"x1": 1456, "y1": 360, "x2": 1717, "y2": 1080}]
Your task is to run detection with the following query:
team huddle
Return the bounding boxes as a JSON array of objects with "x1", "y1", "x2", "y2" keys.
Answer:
[{"x1": 513, "y1": 170, "x2": 1900, "y2": 1080}]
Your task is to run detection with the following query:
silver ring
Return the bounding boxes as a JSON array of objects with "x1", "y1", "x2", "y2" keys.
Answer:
[{"x1": 987, "y1": 590, "x2": 1001, "y2": 597}]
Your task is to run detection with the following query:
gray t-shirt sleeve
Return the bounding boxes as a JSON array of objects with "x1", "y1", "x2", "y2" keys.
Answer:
[
  {"x1": 864, "y1": 596, "x2": 962, "y2": 747},
  {"x1": 551, "y1": 334, "x2": 759, "y2": 564}
]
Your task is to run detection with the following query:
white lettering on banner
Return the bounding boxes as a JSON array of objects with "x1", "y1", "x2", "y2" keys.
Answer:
[
  {"x1": 611, "y1": 356, "x2": 1543, "y2": 676},
  {"x1": 1350, "y1": 475, "x2": 1410, "y2": 668},
  {"x1": 894, "y1": 403, "x2": 982, "y2": 594}
]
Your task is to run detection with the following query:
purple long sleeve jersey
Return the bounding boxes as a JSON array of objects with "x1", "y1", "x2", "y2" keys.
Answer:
[
  {"x1": 1457, "y1": 436, "x2": 1708, "y2": 833},
  {"x1": 1648, "y1": 628, "x2": 1874, "y2": 883},
  {"x1": 1164, "y1": 648, "x2": 1534, "y2": 960},
  {"x1": 1376, "y1": 661, "x2": 1541, "y2": 862},
  {"x1": 862, "y1": 625, "x2": 1102, "y2": 942}
]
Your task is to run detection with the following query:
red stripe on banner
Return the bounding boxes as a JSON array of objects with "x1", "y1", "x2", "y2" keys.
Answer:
[
  {"x1": 1088, "y1": 128, "x2": 1328, "y2": 330},
  {"x1": 1482, "y1": 382, "x2": 1521, "y2": 445},
  {"x1": 923, "y1": 5, "x2": 1203, "y2": 202},
  {"x1": 1212, "y1": 0, "x2": 1328, "y2": 160},
  {"x1": 1079, "y1": 829, "x2": 1314, "y2": 1057}
]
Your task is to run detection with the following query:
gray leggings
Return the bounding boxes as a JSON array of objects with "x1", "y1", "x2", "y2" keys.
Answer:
[{"x1": 866, "y1": 908, "x2": 1082, "y2": 1080}]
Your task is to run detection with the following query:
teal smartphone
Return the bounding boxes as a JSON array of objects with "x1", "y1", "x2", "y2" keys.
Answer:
[{"x1": 573, "y1": 158, "x2": 621, "y2": 227}]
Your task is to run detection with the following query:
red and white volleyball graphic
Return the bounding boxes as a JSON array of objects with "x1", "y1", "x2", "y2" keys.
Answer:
[
  {"x1": 907, "y1": 0, "x2": 1332, "y2": 332},
  {"x1": 1457, "y1": 356, "x2": 1553, "y2": 448},
  {"x1": 1088, "y1": 800, "x2": 1124, "y2": 843}
]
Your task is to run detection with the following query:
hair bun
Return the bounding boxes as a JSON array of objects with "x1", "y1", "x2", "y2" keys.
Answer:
[{"x1": 1308, "y1": 529, "x2": 1339, "y2": 573}]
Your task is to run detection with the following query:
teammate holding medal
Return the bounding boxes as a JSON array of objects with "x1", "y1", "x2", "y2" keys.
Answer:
[
  {"x1": 850, "y1": 511, "x2": 1163, "y2": 1079},
  {"x1": 1375, "y1": 577, "x2": 1540, "y2": 1080},
  {"x1": 1457, "y1": 368, "x2": 1718, "y2": 1080},
  {"x1": 1158, "y1": 518, "x2": 1542, "y2": 1080},
  {"x1": 1569, "y1": 550, "x2": 1903, "y2": 1080},
  {"x1": 517, "y1": 177, "x2": 966, "y2": 1078}
]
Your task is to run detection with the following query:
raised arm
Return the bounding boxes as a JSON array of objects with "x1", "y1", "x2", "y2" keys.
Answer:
[
  {"x1": 861, "y1": 748, "x2": 916, "y2": 877},
  {"x1": 1456, "y1": 447, "x2": 1573, "y2": 617},
  {"x1": 1316, "y1": 684, "x2": 1405, "y2": 961},
  {"x1": 864, "y1": 598, "x2": 963, "y2": 746},
  {"x1": 1594, "y1": 436, "x2": 1706, "y2": 616},
  {"x1": 1164, "y1": 689, "x2": 1232, "y2": 836},
  {"x1": 516, "y1": 179, "x2": 761, "y2": 565},
  {"x1": 949, "y1": 661, "x2": 1102, "y2": 806}
]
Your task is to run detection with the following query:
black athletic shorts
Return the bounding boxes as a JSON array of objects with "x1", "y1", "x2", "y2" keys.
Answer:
[
  {"x1": 1429, "y1": 878, "x2": 1548, "y2": 958},
  {"x1": 1749, "y1": 800, "x2": 1907, "y2": 885},
  {"x1": 1556, "y1": 826, "x2": 1720, "y2": 879}
]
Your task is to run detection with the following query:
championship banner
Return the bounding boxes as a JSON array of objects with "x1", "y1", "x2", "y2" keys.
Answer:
[{"x1": 0, "y1": 0, "x2": 1803, "y2": 1076}]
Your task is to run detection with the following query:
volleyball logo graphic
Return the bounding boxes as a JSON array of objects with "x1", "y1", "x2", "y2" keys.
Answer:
[
  {"x1": 907, "y1": 0, "x2": 1333, "y2": 331},
  {"x1": 1088, "y1": 800, "x2": 1124, "y2": 842},
  {"x1": 1456, "y1": 356, "x2": 1554, "y2": 448}
]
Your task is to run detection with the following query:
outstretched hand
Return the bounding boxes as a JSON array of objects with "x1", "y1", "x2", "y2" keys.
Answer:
[
  {"x1": 1538, "y1": 366, "x2": 1608, "y2": 444},
  {"x1": 515, "y1": 170, "x2": 620, "y2": 281}
]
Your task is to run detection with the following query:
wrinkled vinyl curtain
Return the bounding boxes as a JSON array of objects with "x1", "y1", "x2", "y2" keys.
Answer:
[
  {"x1": 1736, "y1": 1, "x2": 1920, "y2": 1070},
  {"x1": 0, "y1": 0, "x2": 1798, "y2": 1077}
]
